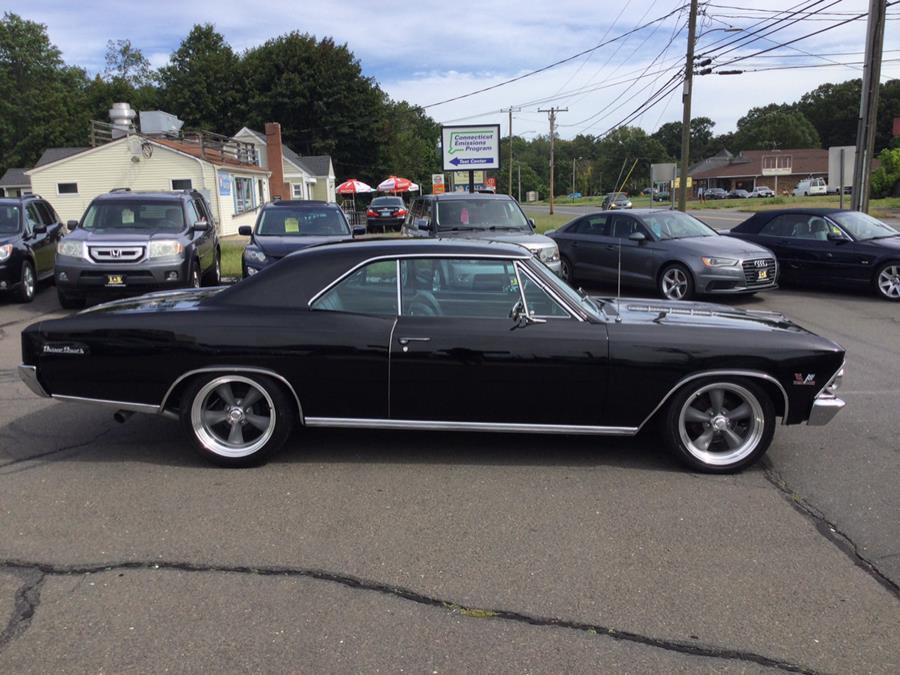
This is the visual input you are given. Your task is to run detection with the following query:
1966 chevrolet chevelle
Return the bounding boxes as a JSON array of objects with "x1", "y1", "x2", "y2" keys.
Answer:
[{"x1": 18, "y1": 239, "x2": 846, "y2": 472}]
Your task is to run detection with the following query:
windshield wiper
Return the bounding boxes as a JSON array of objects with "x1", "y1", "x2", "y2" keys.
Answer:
[{"x1": 439, "y1": 226, "x2": 479, "y2": 232}]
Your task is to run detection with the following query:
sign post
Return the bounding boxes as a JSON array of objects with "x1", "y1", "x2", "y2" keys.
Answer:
[{"x1": 441, "y1": 125, "x2": 501, "y2": 195}]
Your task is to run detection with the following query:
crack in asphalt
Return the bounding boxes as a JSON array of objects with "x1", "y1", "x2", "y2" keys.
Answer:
[
  {"x1": 0, "y1": 558, "x2": 818, "y2": 673},
  {"x1": 763, "y1": 460, "x2": 900, "y2": 600},
  {"x1": 0, "y1": 568, "x2": 44, "y2": 653},
  {"x1": 0, "y1": 427, "x2": 113, "y2": 474}
]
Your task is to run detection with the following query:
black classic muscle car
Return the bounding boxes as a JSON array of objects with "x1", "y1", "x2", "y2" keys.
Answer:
[{"x1": 18, "y1": 239, "x2": 846, "y2": 472}]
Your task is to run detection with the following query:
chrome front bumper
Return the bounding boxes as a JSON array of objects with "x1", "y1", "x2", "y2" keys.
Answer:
[
  {"x1": 18, "y1": 365, "x2": 49, "y2": 398},
  {"x1": 808, "y1": 395, "x2": 845, "y2": 426}
]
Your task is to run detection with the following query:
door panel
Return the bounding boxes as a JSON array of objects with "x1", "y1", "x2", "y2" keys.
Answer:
[{"x1": 568, "y1": 214, "x2": 610, "y2": 281}]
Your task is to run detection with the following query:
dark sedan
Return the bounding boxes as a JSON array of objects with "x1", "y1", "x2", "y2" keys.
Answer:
[
  {"x1": 727, "y1": 189, "x2": 751, "y2": 199},
  {"x1": 725, "y1": 208, "x2": 900, "y2": 301},
  {"x1": 0, "y1": 195, "x2": 64, "y2": 302},
  {"x1": 705, "y1": 188, "x2": 728, "y2": 200},
  {"x1": 548, "y1": 209, "x2": 777, "y2": 300},
  {"x1": 239, "y1": 200, "x2": 362, "y2": 277},
  {"x1": 366, "y1": 196, "x2": 408, "y2": 232},
  {"x1": 19, "y1": 238, "x2": 845, "y2": 473}
]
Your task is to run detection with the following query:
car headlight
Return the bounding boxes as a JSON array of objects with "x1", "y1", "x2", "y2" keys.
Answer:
[
  {"x1": 0, "y1": 243, "x2": 12, "y2": 262},
  {"x1": 823, "y1": 367, "x2": 844, "y2": 397},
  {"x1": 57, "y1": 240, "x2": 84, "y2": 258},
  {"x1": 148, "y1": 240, "x2": 184, "y2": 258},
  {"x1": 539, "y1": 245, "x2": 560, "y2": 263},
  {"x1": 701, "y1": 256, "x2": 739, "y2": 268},
  {"x1": 244, "y1": 248, "x2": 266, "y2": 264}
]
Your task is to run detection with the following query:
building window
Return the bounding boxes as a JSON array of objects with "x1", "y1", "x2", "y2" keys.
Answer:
[
  {"x1": 171, "y1": 179, "x2": 192, "y2": 191},
  {"x1": 57, "y1": 183, "x2": 78, "y2": 195},
  {"x1": 234, "y1": 176, "x2": 256, "y2": 214},
  {"x1": 292, "y1": 183, "x2": 304, "y2": 199}
]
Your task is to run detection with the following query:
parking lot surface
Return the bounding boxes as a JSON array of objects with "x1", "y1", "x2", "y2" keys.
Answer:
[{"x1": 0, "y1": 283, "x2": 898, "y2": 672}]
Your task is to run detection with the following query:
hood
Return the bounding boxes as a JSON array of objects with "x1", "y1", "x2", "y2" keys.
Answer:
[
  {"x1": 0, "y1": 232, "x2": 21, "y2": 245},
  {"x1": 862, "y1": 234, "x2": 900, "y2": 251},
  {"x1": 254, "y1": 235, "x2": 352, "y2": 259},
  {"x1": 64, "y1": 228, "x2": 187, "y2": 242},
  {"x1": 664, "y1": 234, "x2": 773, "y2": 258},
  {"x1": 604, "y1": 296, "x2": 812, "y2": 334},
  {"x1": 436, "y1": 230, "x2": 555, "y2": 250},
  {"x1": 78, "y1": 287, "x2": 226, "y2": 316}
]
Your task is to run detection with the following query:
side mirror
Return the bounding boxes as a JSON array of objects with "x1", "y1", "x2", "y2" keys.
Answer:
[
  {"x1": 66, "y1": 219, "x2": 78, "y2": 233},
  {"x1": 415, "y1": 218, "x2": 429, "y2": 231},
  {"x1": 629, "y1": 231, "x2": 647, "y2": 243},
  {"x1": 34, "y1": 223, "x2": 47, "y2": 234},
  {"x1": 192, "y1": 220, "x2": 209, "y2": 232},
  {"x1": 826, "y1": 232, "x2": 846, "y2": 243},
  {"x1": 509, "y1": 299, "x2": 546, "y2": 327},
  {"x1": 238, "y1": 225, "x2": 252, "y2": 236},
  {"x1": 528, "y1": 218, "x2": 536, "y2": 229},
  {"x1": 352, "y1": 225, "x2": 366, "y2": 236}
]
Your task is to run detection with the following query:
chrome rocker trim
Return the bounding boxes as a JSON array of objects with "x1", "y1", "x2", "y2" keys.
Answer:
[
  {"x1": 52, "y1": 394, "x2": 168, "y2": 417},
  {"x1": 17, "y1": 365, "x2": 49, "y2": 398},
  {"x1": 304, "y1": 417, "x2": 638, "y2": 436}
]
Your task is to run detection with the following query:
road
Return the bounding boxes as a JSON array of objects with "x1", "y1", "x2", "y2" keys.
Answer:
[{"x1": 0, "y1": 283, "x2": 898, "y2": 672}]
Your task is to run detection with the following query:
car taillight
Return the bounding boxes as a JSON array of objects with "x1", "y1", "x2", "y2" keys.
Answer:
[
  {"x1": 366, "y1": 209, "x2": 377, "y2": 217},
  {"x1": 395, "y1": 209, "x2": 407, "y2": 216}
]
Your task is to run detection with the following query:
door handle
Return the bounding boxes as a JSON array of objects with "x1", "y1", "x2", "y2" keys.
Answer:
[
  {"x1": 398, "y1": 337, "x2": 431, "y2": 345},
  {"x1": 605, "y1": 245, "x2": 615, "y2": 251}
]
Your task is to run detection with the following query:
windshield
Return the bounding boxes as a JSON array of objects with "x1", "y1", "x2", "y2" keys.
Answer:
[
  {"x1": 256, "y1": 206, "x2": 350, "y2": 236},
  {"x1": 641, "y1": 211, "x2": 717, "y2": 240},
  {"x1": 0, "y1": 205, "x2": 20, "y2": 234},
  {"x1": 370, "y1": 197, "x2": 404, "y2": 207},
  {"x1": 830, "y1": 211, "x2": 898, "y2": 241},
  {"x1": 436, "y1": 199, "x2": 530, "y2": 231},
  {"x1": 524, "y1": 258, "x2": 605, "y2": 321},
  {"x1": 82, "y1": 201, "x2": 185, "y2": 231}
]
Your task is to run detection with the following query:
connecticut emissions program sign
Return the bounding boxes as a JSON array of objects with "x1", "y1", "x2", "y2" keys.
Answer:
[{"x1": 441, "y1": 124, "x2": 501, "y2": 171}]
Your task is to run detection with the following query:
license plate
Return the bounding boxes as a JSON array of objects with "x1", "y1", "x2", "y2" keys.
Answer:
[
  {"x1": 106, "y1": 274, "x2": 125, "y2": 287},
  {"x1": 757, "y1": 270, "x2": 768, "y2": 280},
  {"x1": 380, "y1": 210, "x2": 391, "y2": 216}
]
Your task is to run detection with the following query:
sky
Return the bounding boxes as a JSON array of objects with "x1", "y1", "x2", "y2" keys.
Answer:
[{"x1": 7, "y1": 0, "x2": 899, "y2": 139}]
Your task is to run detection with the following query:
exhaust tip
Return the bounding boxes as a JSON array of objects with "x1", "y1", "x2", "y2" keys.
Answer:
[{"x1": 113, "y1": 410, "x2": 135, "y2": 424}]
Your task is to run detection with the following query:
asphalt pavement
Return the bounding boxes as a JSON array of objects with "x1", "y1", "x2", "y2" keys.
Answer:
[{"x1": 0, "y1": 280, "x2": 898, "y2": 672}]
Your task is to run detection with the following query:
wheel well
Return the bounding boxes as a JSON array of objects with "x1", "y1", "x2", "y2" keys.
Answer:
[
  {"x1": 657, "y1": 261, "x2": 689, "y2": 283},
  {"x1": 871, "y1": 259, "x2": 900, "y2": 284},
  {"x1": 160, "y1": 368, "x2": 304, "y2": 422}
]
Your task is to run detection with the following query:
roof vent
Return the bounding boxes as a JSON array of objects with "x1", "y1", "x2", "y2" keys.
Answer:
[
  {"x1": 139, "y1": 110, "x2": 184, "y2": 136},
  {"x1": 109, "y1": 102, "x2": 136, "y2": 139}
]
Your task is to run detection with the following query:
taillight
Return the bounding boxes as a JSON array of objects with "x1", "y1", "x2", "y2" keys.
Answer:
[
  {"x1": 366, "y1": 209, "x2": 377, "y2": 217},
  {"x1": 395, "y1": 209, "x2": 407, "y2": 216}
]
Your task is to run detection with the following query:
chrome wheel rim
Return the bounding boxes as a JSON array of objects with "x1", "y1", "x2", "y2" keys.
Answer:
[
  {"x1": 191, "y1": 268, "x2": 201, "y2": 288},
  {"x1": 22, "y1": 265, "x2": 34, "y2": 298},
  {"x1": 214, "y1": 255, "x2": 221, "y2": 282},
  {"x1": 661, "y1": 268, "x2": 689, "y2": 300},
  {"x1": 561, "y1": 258, "x2": 572, "y2": 282},
  {"x1": 190, "y1": 376, "x2": 276, "y2": 458},
  {"x1": 678, "y1": 382, "x2": 764, "y2": 466},
  {"x1": 877, "y1": 265, "x2": 900, "y2": 299}
]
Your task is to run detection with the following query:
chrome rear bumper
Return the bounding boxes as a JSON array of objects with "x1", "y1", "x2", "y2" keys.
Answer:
[
  {"x1": 18, "y1": 365, "x2": 49, "y2": 398},
  {"x1": 808, "y1": 396, "x2": 845, "y2": 426}
]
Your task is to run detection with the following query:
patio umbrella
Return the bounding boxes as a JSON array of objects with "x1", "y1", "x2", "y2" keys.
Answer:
[
  {"x1": 377, "y1": 176, "x2": 414, "y2": 193},
  {"x1": 408, "y1": 183, "x2": 420, "y2": 192},
  {"x1": 336, "y1": 179, "x2": 375, "y2": 220}
]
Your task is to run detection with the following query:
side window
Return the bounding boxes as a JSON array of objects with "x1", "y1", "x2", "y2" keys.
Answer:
[
  {"x1": 400, "y1": 258, "x2": 519, "y2": 318},
  {"x1": 581, "y1": 215, "x2": 609, "y2": 236},
  {"x1": 312, "y1": 260, "x2": 398, "y2": 316},
  {"x1": 24, "y1": 205, "x2": 41, "y2": 233},
  {"x1": 520, "y1": 270, "x2": 570, "y2": 318},
  {"x1": 185, "y1": 201, "x2": 201, "y2": 226},
  {"x1": 34, "y1": 202, "x2": 56, "y2": 225},
  {"x1": 610, "y1": 215, "x2": 639, "y2": 239},
  {"x1": 194, "y1": 199, "x2": 211, "y2": 223},
  {"x1": 760, "y1": 214, "x2": 826, "y2": 239}
]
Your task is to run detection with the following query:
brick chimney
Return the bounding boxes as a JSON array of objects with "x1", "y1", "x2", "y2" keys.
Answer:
[{"x1": 265, "y1": 122, "x2": 290, "y2": 200}]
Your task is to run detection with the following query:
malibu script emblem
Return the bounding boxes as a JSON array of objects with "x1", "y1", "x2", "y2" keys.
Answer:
[{"x1": 42, "y1": 344, "x2": 88, "y2": 356}]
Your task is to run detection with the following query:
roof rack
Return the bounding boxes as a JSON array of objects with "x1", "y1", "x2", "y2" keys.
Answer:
[{"x1": 109, "y1": 187, "x2": 132, "y2": 192}]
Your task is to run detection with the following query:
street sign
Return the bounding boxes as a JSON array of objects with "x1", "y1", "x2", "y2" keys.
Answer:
[
  {"x1": 671, "y1": 176, "x2": 693, "y2": 189},
  {"x1": 441, "y1": 125, "x2": 501, "y2": 172}
]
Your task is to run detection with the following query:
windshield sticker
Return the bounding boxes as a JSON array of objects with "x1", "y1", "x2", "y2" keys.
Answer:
[
  {"x1": 122, "y1": 209, "x2": 134, "y2": 224},
  {"x1": 284, "y1": 217, "x2": 300, "y2": 233}
]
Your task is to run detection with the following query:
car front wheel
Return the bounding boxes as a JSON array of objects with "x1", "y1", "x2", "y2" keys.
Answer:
[
  {"x1": 663, "y1": 377, "x2": 775, "y2": 473},
  {"x1": 181, "y1": 373, "x2": 295, "y2": 467},
  {"x1": 560, "y1": 255, "x2": 575, "y2": 284},
  {"x1": 658, "y1": 263, "x2": 694, "y2": 301},
  {"x1": 874, "y1": 262, "x2": 900, "y2": 301},
  {"x1": 15, "y1": 262, "x2": 36, "y2": 303}
]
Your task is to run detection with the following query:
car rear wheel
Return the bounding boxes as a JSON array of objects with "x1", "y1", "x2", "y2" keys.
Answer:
[
  {"x1": 659, "y1": 263, "x2": 694, "y2": 301},
  {"x1": 560, "y1": 255, "x2": 575, "y2": 284},
  {"x1": 663, "y1": 377, "x2": 775, "y2": 473},
  {"x1": 15, "y1": 262, "x2": 36, "y2": 303},
  {"x1": 204, "y1": 250, "x2": 221, "y2": 286},
  {"x1": 181, "y1": 373, "x2": 295, "y2": 467},
  {"x1": 875, "y1": 262, "x2": 900, "y2": 300}
]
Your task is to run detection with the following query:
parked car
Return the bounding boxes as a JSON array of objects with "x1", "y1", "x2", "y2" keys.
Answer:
[
  {"x1": 0, "y1": 194, "x2": 65, "y2": 302},
  {"x1": 704, "y1": 188, "x2": 728, "y2": 200},
  {"x1": 641, "y1": 187, "x2": 659, "y2": 196},
  {"x1": 601, "y1": 193, "x2": 633, "y2": 210},
  {"x1": 54, "y1": 189, "x2": 220, "y2": 309},
  {"x1": 239, "y1": 200, "x2": 362, "y2": 277},
  {"x1": 366, "y1": 196, "x2": 408, "y2": 232},
  {"x1": 547, "y1": 209, "x2": 777, "y2": 300},
  {"x1": 727, "y1": 189, "x2": 751, "y2": 199},
  {"x1": 652, "y1": 191, "x2": 671, "y2": 202},
  {"x1": 748, "y1": 187, "x2": 775, "y2": 198},
  {"x1": 18, "y1": 238, "x2": 845, "y2": 473},
  {"x1": 725, "y1": 208, "x2": 900, "y2": 301},
  {"x1": 793, "y1": 178, "x2": 827, "y2": 197},
  {"x1": 401, "y1": 192, "x2": 560, "y2": 275}
]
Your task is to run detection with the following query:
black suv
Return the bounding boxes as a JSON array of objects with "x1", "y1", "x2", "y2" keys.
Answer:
[
  {"x1": 55, "y1": 189, "x2": 220, "y2": 308},
  {"x1": 0, "y1": 195, "x2": 65, "y2": 303}
]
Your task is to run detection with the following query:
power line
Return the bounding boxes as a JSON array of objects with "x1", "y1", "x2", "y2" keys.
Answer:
[
  {"x1": 421, "y1": 3, "x2": 689, "y2": 109},
  {"x1": 714, "y1": 57, "x2": 900, "y2": 73}
]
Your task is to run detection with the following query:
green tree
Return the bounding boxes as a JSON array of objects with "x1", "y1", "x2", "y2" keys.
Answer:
[
  {"x1": 796, "y1": 80, "x2": 860, "y2": 148},
  {"x1": 158, "y1": 24, "x2": 243, "y2": 133},
  {"x1": 0, "y1": 13, "x2": 89, "y2": 175},
  {"x1": 651, "y1": 116, "x2": 715, "y2": 163},
  {"x1": 869, "y1": 147, "x2": 900, "y2": 197},
  {"x1": 378, "y1": 100, "x2": 440, "y2": 187},
  {"x1": 104, "y1": 39, "x2": 153, "y2": 87},
  {"x1": 732, "y1": 104, "x2": 821, "y2": 151}
]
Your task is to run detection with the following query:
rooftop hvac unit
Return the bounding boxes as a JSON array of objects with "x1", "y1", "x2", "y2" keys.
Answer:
[{"x1": 139, "y1": 110, "x2": 184, "y2": 136}]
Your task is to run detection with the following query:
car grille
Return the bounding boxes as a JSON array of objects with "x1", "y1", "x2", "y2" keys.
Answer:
[
  {"x1": 742, "y1": 258, "x2": 776, "y2": 286},
  {"x1": 89, "y1": 246, "x2": 144, "y2": 263}
]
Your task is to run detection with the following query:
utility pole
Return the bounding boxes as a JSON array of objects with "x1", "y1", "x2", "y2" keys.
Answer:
[
  {"x1": 538, "y1": 106, "x2": 567, "y2": 214},
  {"x1": 851, "y1": 0, "x2": 887, "y2": 213},
  {"x1": 502, "y1": 107, "x2": 520, "y2": 197},
  {"x1": 517, "y1": 162, "x2": 522, "y2": 203},
  {"x1": 678, "y1": 0, "x2": 699, "y2": 212}
]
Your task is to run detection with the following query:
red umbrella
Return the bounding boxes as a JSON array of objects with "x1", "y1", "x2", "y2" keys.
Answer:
[
  {"x1": 337, "y1": 178, "x2": 375, "y2": 194},
  {"x1": 377, "y1": 176, "x2": 414, "y2": 193}
]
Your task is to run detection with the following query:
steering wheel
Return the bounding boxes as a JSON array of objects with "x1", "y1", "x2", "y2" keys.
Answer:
[{"x1": 405, "y1": 290, "x2": 441, "y2": 316}]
